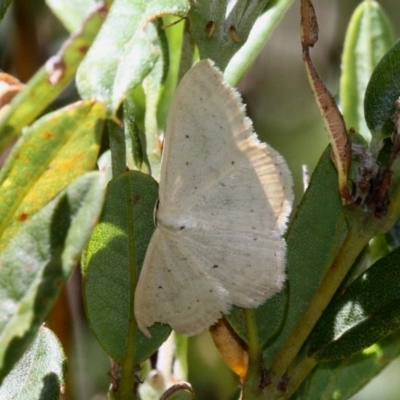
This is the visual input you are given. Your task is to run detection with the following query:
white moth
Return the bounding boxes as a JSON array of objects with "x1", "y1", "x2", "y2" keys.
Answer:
[{"x1": 134, "y1": 59, "x2": 293, "y2": 337}]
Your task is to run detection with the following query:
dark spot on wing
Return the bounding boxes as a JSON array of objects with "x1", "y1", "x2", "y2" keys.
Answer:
[
  {"x1": 212, "y1": 264, "x2": 218, "y2": 268},
  {"x1": 180, "y1": 226, "x2": 185, "y2": 230},
  {"x1": 158, "y1": 286, "x2": 163, "y2": 289}
]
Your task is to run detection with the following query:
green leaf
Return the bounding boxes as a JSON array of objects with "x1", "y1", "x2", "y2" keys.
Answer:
[
  {"x1": 46, "y1": 0, "x2": 98, "y2": 32},
  {"x1": 0, "y1": 326, "x2": 67, "y2": 400},
  {"x1": 0, "y1": 100, "x2": 105, "y2": 249},
  {"x1": 124, "y1": 101, "x2": 147, "y2": 172},
  {"x1": 226, "y1": 291, "x2": 286, "y2": 348},
  {"x1": 297, "y1": 330, "x2": 400, "y2": 400},
  {"x1": 308, "y1": 246, "x2": 400, "y2": 361},
  {"x1": 0, "y1": 172, "x2": 105, "y2": 383},
  {"x1": 156, "y1": 15, "x2": 185, "y2": 133},
  {"x1": 109, "y1": 119, "x2": 128, "y2": 177},
  {"x1": 76, "y1": 0, "x2": 189, "y2": 115},
  {"x1": 0, "y1": 3, "x2": 107, "y2": 153},
  {"x1": 225, "y1": 0, "x2": 295, "y2": 86},
  {"x1": 188, "y1": 0, "x2": 268, "y2": 71},
  {"x1": 121, "y1": 17, "x2": 169, "y2": 177},
  {"x1": 82, "y1": 171, "x2": 171, "y2": 363},
  {"x1": 364, "y1": 39, "x2": 400, "y2": 145},
  {"x1": 340, "y1": 0, "x2": 395, "y2": 143},
  {"x1": 263, "y1": 148, "x2": 346, "y2": 366},
  {"x1": 129, "y1": 18, "x2": 168, "y2": 178}
]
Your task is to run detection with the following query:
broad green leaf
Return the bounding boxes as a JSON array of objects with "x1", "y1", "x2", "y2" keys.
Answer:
[
  {"x1": 226, "y1": 291, "x2": 286, "y2": 348},
  {"x1": 364, "y1": 39, "x2": 400, "y2": 146},
  {"x1": 46, "y1": 0, "x2": 98, "y2": 32},
  {"x1": 340, "y1": 0, "x2": 395, "y2": 143},
  {"x1": 82, "y1": 171, "x2": 171, "y2": 363},
  {"x1": 0, "y1": 326, "x2": 66, "y2": 400},
  {"x1": 0, "y1": 2, "x2": 107, "y2": 153},
  {"x1": 263, "y1": 148, "x2": 346, "y2": 366},
  {"x1": 0, "y1": 100, "x2": 105, "y2": 250},
  {"x1": 76, "y1": 0, "x2": 189, "y2": 116},
  {"x1": 297, "y1": 330, "x2": 400, "y2": 400},
  {"x1": 225, "y1": 0, "x2": 295, "y2": 86},
  {"x1": 0, "y1": 172, "x2": 106, "y2": 383},
  {"x1": 308, "y1": 246, "x2": 400, "y2": 361},
  {"x1": 187, "y1": 0, "x2": 268, "y2": 71}
]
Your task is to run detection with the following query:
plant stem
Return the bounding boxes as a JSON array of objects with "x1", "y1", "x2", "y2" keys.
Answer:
[
  {"x1": 284, "y1": 356, "x2": 317, "y2": 397},
  {"x1": 264, "y1": 181, "x2": 400, "y2": 397},
  {"x1": 268, "y1": 222, "x2": 370, "y2": 386},
  {"x1": 241, "y1": 309, "x2": 264, "y2": 400},
  {"x1": 178, "y1": 18, "x2": 195, "y2": 83},
  {"x1": 174, "y1": 334, "x2": 189, "y2": 380}
]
